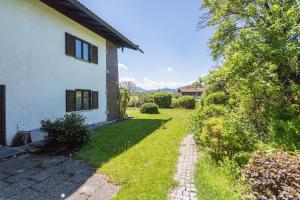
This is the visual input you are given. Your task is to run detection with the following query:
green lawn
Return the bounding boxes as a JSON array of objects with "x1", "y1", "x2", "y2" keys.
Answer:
[
  {"x1": 78, "y1": 108, "x2": 193, "y2": 199},
  {"x1": 195, "y1": 153, "x2": 245, "y2": 200}
]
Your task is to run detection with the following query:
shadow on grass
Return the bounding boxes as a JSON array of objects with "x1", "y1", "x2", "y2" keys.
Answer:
[{"x1": 78, "y1": 118, "x2": 171, "y2": 167}]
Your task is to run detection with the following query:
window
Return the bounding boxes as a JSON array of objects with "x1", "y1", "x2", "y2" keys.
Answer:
[
  {"x1": 65, "y1": 33, "x2": 98, "y2": 64},
  {"x1": 75, "y1": 90, "x2": 91, "y2": 111},
  {"x1": 66, "y1": 90, "x2": 99, "y2": 112},
  {"x1": 75, "y1": 39, "x2": 90, "y2": 61},
  {"x1": 75, "y1": 39, "x2": 82, "y2": 59}
]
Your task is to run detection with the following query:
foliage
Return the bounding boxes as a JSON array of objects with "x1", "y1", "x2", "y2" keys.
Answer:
[
  {"x1": 120, "y1": 81, "x2": 137, "y2": 96},
  {"x1": 243, "y1": 150, "x2": 300, "y2": 200},
  {"x1": 140, "y1": 103, "x2": 159, "y2": 114},
  {"x1": 153, "y1": 92, "x2": 172, "y2": 108},
  {"x1": 136, "y1": 93, "x2": 154, "y2": 107},
  {"x1": 78, "y1": 108, "x2": 193, "y2": 199},
  {"x1": 127, "y1": 98, "x2": 138, "y2": 107},
  {"x1": 193, "y1": 0, "x2": 300, "y2": 198},
  {"x1": 172, "y1": 92, "x2": 182, "y2": 99},
  {"x1": 197, "y1": 0, "x2": 300, "y2": 149},
  {"x1": 199, "y1": 116, "x2": 256, "y2": 160},
  {"x1": 41, "y1": 113, "x2": 89, "y2": 148},
  {"x1": 193, "y1": 76, "x2": 205, "y2": 87},
  {"x1": 172, "y1": 96, "x2": 196, "y2": 109},
  {"x1": 120, "y1": 88, "x2": 130, "y2": 117}
]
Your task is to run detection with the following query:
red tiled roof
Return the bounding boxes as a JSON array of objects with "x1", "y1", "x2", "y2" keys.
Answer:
[{"x1": 178, "y1": 85, "x2": 205, "y2": 93}]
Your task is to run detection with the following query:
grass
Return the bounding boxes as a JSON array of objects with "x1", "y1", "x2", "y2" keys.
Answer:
[
  {"x1": 78, "y1": 108, "x2": 193, "y2": 199},
  {"x1": 195, "y1": 153, "x2": 245, "y2": 200}
]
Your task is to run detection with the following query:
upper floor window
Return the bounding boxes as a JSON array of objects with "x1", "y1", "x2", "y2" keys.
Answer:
[{"x1": 65, "y1": 33, "x2": 98, "y2": 64}]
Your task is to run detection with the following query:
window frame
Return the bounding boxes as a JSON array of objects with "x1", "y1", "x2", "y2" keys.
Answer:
[
  {"x1": 75, "y1": 89, "x2": 92, "y2": 111},
  {"x1": 75, "y1": 39, "x2": 90, "y2": 62}
]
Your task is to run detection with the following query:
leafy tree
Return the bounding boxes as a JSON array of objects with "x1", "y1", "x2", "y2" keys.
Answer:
[
  {"x1": 193, "y1": 76, "x2": 205, "y2": 87},
  {"x1": 192, "y1": 0, "x2": 300, "y2": 151}
]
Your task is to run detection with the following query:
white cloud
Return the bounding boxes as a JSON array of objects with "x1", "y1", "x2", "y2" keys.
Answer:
[
  {"x1": 166, "y1": 67, "x2": 174, "y2": 72},
  {"x1": 118, "y1": 63, "x2": 128, "y2": 70},
  {"x1": 119, "y1": 77, "x2": 193, "y2": 90},
  {"x1": 137, "y1": 78, "x2": 190, "y2": 90}
]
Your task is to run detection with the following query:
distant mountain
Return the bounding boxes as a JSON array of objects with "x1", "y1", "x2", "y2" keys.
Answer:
[{"x1": 135, "y1": 87, "x2": 177, "y2": 93}]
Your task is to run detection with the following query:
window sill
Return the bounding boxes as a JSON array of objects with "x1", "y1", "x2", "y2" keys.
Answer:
[{"x1": 66, "y1": 55, "x2": 98, "y2": 65}]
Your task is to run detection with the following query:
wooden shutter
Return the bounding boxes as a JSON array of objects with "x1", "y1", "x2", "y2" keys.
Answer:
[
  {"x1": 66, "y1": 90, "x2": 76, "y2": 112},
  {"x1": 92, "y1": 91, "x2": 99, "y2": 109},
  {"x1": 65, "y1": 33, "x2": 75, "y2": 57},
  {"x1": 90, "y1": 45, "x2": 98, "y2": 64}
]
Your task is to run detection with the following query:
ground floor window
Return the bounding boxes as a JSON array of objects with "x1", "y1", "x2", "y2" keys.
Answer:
[
  {"x1": 76, "y1": 90, "x2": 91, "y2": 111},
  {"x1": 66, "y1": 89, "x2": 98, "y2": 112}
]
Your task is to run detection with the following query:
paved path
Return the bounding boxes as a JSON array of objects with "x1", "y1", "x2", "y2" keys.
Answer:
[
  {"x1": 0, "y1": 154, "x2": 118, "y2": 200},
  {"x1": 169, "y1": 134, "x2": 198, "y2": 200}
]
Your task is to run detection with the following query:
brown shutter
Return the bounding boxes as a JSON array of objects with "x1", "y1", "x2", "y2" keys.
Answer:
[
  {"x1": 92, "y1": 91, "x2": 99, "y2": 109},
  {"x1": 90, "y1": 45, "x2": 98, "y2": 64},
  {"x1": 66, "y1": 90, "x2": 76, "y2": 112},
  {"x1": 65, "y1": 33, "x2": 75, "y2": 57}
]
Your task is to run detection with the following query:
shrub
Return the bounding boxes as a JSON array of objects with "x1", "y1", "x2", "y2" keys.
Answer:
[
  {"x1": 136, "y1": 93, "x2": 154, "y2": 107},
  {"x1": 243, "y1": 150, "x2": 300, "y2": 200},
  {"x1": 204, "y1": 91, "x2": 227, "y2": 105},
  {"x1": 177, "y1": 96, "x2": 196, "y2": 109},
  {"x1": 172, "y1": 92, "x2": 182, "y2": 99},
  {"x1": 171, "y1": 99, "x2": 180, "y2": 108},
  {"x1": 140, "y1": 103, "x2": 159, "y2": 114},
  {"x1": 41, "y1": 113, "x2": 90, "y2": 148},
  {"x1": 120, "y1": 88, "x2": 130, "y2": 117},
  {"x1": 199, "y1": 115, "x2": 256, "y2": 160},
  {"x1": 127, "y1": 98, "x2": 137, "y2": 107},
  {"x1": 269, "y1": 116, "x2": 300, "y2": 151},
  {"x1": 153, "y1": 92, "x2": 172, "y2": 108}
]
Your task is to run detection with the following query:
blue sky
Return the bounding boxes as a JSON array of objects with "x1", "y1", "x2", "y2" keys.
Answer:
[{"x1": 80, "y1": 0, "x2": 216, "y2": 90}]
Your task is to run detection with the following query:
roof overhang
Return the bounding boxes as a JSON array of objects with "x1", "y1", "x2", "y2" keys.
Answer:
[{"x1": 40, "y1": 0, "x2": 143, "y2": 53}]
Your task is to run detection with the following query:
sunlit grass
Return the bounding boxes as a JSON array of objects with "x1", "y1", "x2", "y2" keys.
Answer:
[{"x1": 78, "y1": 108, "x2": 193, "y2": 199}]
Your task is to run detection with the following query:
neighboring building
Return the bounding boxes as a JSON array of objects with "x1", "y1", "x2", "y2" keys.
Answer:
[
  {"x1": 178, "y1": 86, "x2": 205, "y2": 99},
  {"x1": 0, "y1": 0, "x2": 142, "y2": 146}
]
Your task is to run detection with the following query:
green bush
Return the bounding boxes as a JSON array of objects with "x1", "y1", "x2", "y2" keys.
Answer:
[
  {"x1": 243, "y1": 150, "x2": 300, "y2": 200},
  {"x1": 172, "y1": 92, "x2": 182, "y2": 99},
  {"x1": 177, "y1": 96, "x2": 196, "y2": 109},
  {"x1": 136, "y1": 93, "x2": 154, "y2": 107},
  {"x1": 127, "y1": 98, "x2": 137, "y2": 107},
  {"x1": 41, "y1": 113, "x2": 90, "y2": 148},
  {"x1": 153, "y1": 92, "x2": 172, "y2": 108},
  {"x1": 205, "y1": 91, "x2": 227, "y2": 105},
  {"x1": 140, "y1": 103, "x2": 159, "y2": 114},
  {"x1": 199, "y1": 115, "x2": 256, "y2": 160},
  {"x1": 120, "y1": 88, "x2": 130, "y2": 117}
]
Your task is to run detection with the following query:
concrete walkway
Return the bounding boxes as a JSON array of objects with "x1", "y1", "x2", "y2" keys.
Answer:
[
  {"x1": 0, "y1": 154, "x2": 118, "y2": 200},
  {"x1": 169, "y1": 134, "x2": 198, "y2": 200}
]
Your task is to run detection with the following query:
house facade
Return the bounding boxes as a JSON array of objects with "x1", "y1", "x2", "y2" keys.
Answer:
[
  {"x1": 178, "y1": 86, "x2": 205, "y2": 99},
  {"x1": 0, "y1": 0, "x2": 141, "y2": 146}
]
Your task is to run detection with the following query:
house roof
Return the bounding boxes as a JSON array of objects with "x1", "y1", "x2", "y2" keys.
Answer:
[
  {"x1": 178, "y1": 85, "x2": 205, "y2": 93},
  {"x1": 40, "y1": 0, "x2": 143, "y2": 53}
]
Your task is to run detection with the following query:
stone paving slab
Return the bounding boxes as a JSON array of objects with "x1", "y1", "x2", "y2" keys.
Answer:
[
  {"x1": 169, "y1": 134, "x2": 198, "y2": 200},
  {"x1": 0, "y1": 154, "x2": 119, "y2": 200}
]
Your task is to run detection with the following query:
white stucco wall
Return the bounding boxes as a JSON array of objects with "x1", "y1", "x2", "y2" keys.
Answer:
[{"x1": 0, "y1": 0, "x2": 108, "y2": 145}]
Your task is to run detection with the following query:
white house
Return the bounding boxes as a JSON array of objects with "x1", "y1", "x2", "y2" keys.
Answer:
[{"x1": 0, "y1": 0, "x2": 142, "y2": 146}]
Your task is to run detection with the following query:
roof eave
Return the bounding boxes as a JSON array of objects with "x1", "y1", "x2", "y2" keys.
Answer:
[{"x1": 40, "y1": 0, "x2": 143, "y2": 53}]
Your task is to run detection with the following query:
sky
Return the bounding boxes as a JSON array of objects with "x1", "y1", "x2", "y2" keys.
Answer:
[{"x1": 80, "y1": 0, "x2": 216, "y2": 90}]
